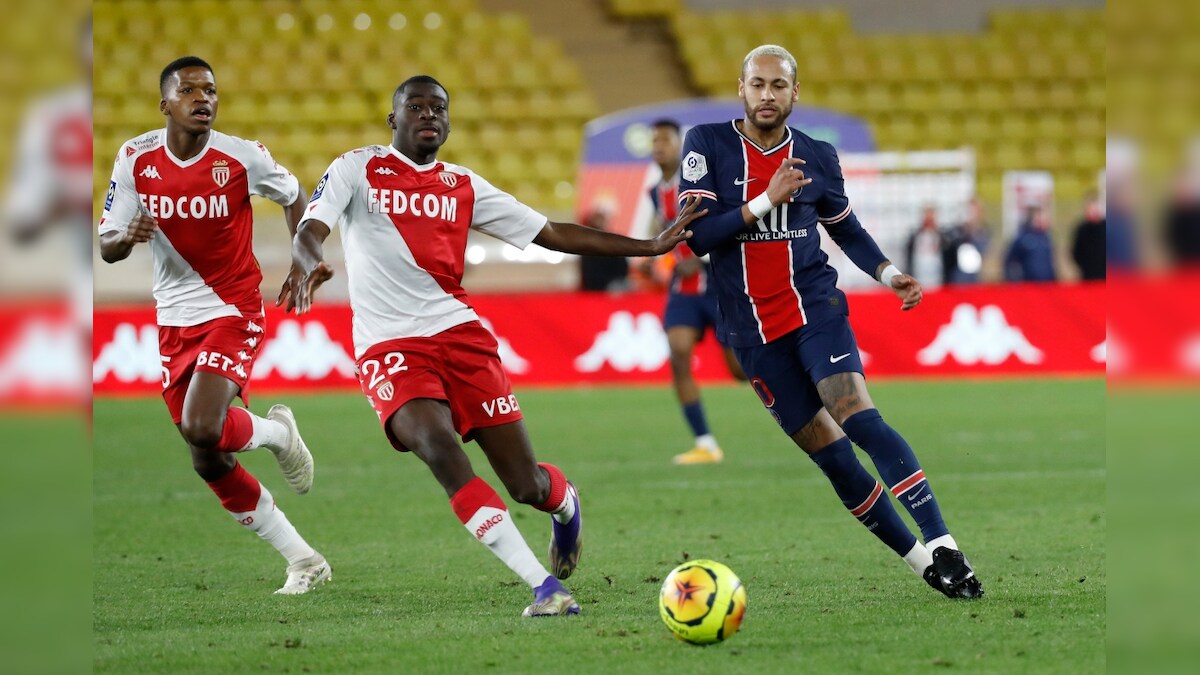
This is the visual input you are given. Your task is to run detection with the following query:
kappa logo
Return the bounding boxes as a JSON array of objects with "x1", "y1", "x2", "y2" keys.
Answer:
[
  {"x1": 917, "y1": 304, "x2": 1044, "y2": 366},
  {"x1": 92, "y1": 322, "x2": 160, "y2": 384},
  {"x1": 1181, "y1": 333, "x2": 1200, "y2": 373},
  {"x1": 246, "y1": 321, "x2": 264, "y2": 334},
  {"x1": 138, "y1": 165, "x2": 162, "y2": 180},
  {"x1": 0, "y1": 316, "x2": 86, "y2": 397},
  {"x1": 377, "y1": 381, "x2": 394, "y2": 401},
  {"x1": 374, "y1": 166, "x2": 398, "y2": 175},
  {"x1": 251, "y1": 319, "x2": 355, "y2": 381},
  {"x1": 212, "y1": 159, "x2": 230, "y2": 187},
  {"x1": 439, "y1": 171, "x2": 457, "y2": 188},
  {"x1": 477, "y1": 316, "x2": 529, "y2": 375},
  {"x1": 574, "y1": 312, "x2": 669, "y2": 373},
  {"x1": 682, "y1": 151, "x2": 707, "y2": 183}
]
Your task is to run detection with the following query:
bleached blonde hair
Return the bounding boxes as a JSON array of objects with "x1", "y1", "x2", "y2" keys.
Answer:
[{"x1": 741, "y1": 44, "x2": 798, "y2": 82}]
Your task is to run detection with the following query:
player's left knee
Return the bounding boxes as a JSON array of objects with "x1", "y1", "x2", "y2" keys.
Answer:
[
  {"x1": 503, "y1": 476, "x2": 546, "y2": 506},
  {"x1": 841, "y1": 408, "x2": 886, "y2": 442},
  {"x1": 180, "y1": 413, "x2": 224, "y2": 450}
]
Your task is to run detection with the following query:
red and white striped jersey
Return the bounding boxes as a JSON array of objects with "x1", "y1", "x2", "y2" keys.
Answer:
[
  {"x1": 303, "y1": 145, "x2": 548, "y2": 357},
  {"x1": 99, "y1": 129, "x2": 300, "y2": 327}
]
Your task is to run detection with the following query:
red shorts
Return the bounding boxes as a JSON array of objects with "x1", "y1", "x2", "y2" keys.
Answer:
[
  {"x1": 356, "y1": 321, "x2": 523, "y2": 451},
  {"x1": 158, "y1": 314, "x2": 265, "y2": 423}
]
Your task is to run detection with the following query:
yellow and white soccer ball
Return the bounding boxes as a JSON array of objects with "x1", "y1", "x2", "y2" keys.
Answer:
[{"x1": 658, "y1": 559, "x2": 747, "y2": 645}]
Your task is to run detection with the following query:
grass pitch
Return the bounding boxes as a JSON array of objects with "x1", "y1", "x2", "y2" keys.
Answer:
[{"x1": 94, "y1": 379, "x2": 1104, "y2": 674}]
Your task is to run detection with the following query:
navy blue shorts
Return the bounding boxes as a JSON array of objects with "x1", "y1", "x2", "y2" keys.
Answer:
[
  {"x1": 733, "y1": 315, "x2": 864, "y2": 435},
  {"x1": 663, "y1": 289, "x2": 723, "y2": 343}
]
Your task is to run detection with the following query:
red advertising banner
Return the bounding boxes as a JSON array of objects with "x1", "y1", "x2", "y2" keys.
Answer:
[{"x1": 89, "y1": 282, "x2": 1114, "y2": 396}]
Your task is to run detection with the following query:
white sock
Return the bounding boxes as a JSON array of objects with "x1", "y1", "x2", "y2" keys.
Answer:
[
  {"x1": 551, "y1": 485, "x2": 576, "y2": 524},
  {"x1": 695, "y1": 434, "x2": 719, "y2": 451},
  {"x1": 926, "y1": 534, "x2": 959, "y2": 553},
  {"x1": 902, "y1": 540, "x2": 934, "y2": 576},
  {"x1": 463, "y1": 503, "x2": 551, "y2": 588},
  {"x1": 247, "y1": 413, "x2": 289, "y2": 453},
  {"x1": 230, "y1": 483, "x2": 317, "y2": 566}
]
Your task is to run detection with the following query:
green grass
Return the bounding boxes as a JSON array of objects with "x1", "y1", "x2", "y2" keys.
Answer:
[{"x1": 94, "y1": 379, "x2": 1105, "y2": 674}]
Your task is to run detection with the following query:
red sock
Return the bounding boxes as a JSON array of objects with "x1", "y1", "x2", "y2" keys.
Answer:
[
  {"x1": 216, "y1": 407, "x2": 254, "y2": 452},
  {"x1": 450, "y1": 477, "x2": 507, "y2": 524},
  {"x1": 535, "y1": 463, "x2": 567, "y2": 513},
  {"x1": 206, "y1": 462, "x2": 261, "y2": 513}
]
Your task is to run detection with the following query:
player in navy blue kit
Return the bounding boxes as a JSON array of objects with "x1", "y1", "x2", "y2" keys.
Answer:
[
  {"x1": 647, "y1": 119, "x2": 747, "y2": 465},
  {"x1": 678, "y1": 45, "x2": 982, "y2": 599}
]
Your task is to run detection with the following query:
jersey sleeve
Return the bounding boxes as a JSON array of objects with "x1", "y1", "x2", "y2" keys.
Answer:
[
  {"x1": 467, "y1": 170, "x2": 548, "y2": 249},
  {"x1": 98, "y1": 151, "x2": 141, "y2": 236},
  {"x1": 815, "y1": 141, "x2": 852, "y2": 226},
  {"x1": 245, "y1": 140, "x2": 300, "y2": 206},
  {"x1": 677, "y1": 127, "x2": 719, "y2": 207},
  {"x1": 678, "y1": 126, "x2": 752, "y2": 256},
  {"x1": 302, "y1": 154, "x2": 358, "y2": 229}
]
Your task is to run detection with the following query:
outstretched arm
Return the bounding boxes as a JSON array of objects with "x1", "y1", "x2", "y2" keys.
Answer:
[
  {"x1": 274, "y1": 186, "x2": 309, "y2": 304},
  {"x1": 533, "y1": 196, "x2": 705, "y2": 256},
  {"x1": 281, "y1": 218, "x2": 335, "y2": 314}
]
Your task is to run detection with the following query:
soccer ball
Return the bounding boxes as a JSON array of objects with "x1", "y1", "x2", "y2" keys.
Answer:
[{"x1": 658, "y1": 559, "x2": 747, "y2": 645}]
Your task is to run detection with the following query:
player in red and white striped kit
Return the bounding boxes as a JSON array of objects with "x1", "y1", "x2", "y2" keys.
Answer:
[
  {"x1": 286, "y1": 76, "x2": 702, "y2": 616},
  {"x1": 98, "y1": 57, "x2": 330, "y2": 595}
]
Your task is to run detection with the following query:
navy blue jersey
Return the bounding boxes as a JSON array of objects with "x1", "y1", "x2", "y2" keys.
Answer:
[{"x1": 678, "y1": 121, "x2": 885, "y2": 348}]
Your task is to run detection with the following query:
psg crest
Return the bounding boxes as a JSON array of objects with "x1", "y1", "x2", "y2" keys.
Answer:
[{"x1": 212, "y1": 159, "x2": 230, "y2": 187}]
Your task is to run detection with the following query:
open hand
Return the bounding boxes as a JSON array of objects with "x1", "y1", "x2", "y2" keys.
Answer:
[
  {"x1": 889, "y1": 273, "x2": 923, "y2": 310},
  {"x1": 652, "y1": 195, "x2": 706, "y2": 254},
  {"x1": 282, "y1": 261, "x2": 335, "y2": 314}
]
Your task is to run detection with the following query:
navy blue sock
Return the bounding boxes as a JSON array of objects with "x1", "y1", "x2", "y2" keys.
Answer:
[
  {"x1": 842, "y1": 409, "x2": 949, "y2": 542},
  {"x1": 681, "y1": 401, "x2": 710, "y2": 438},
  {"x1": 809, "y1": 437, "x2": 917, "y2": 556}
]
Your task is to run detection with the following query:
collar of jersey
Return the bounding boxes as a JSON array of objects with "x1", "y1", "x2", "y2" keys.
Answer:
[
  {"x1": 386, "y1": 144, "x2": 440, "y2": 173},
  {"x1": 730, "y1": 120, "x2": 793, "y2": 156},
  {"x1": 161, "y1": 128, "x2": 214, "y2": 168}
]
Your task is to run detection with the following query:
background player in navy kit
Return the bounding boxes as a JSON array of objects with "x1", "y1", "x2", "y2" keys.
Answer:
[
  {"x1": 679, "y1": 45, "x2": 982, "y2": 598},
  {"x1": 646, "y1": 119, "x2": 746, "y2": 465}
]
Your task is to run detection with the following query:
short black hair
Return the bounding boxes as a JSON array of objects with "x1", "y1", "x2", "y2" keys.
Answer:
[
  {"x1": 651, "y1": 118, "x2": 681, "y2": 135},
  {"x1": 392, "y1": 75, "x2": 448, "y2": 109},
  {"x1": 160, "y1": 56, "x2": 213, "y2": 95}
]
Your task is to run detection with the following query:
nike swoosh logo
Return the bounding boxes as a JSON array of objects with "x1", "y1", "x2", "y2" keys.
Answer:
[
  {"x1": 830, "y1": 353, "x2": 851, "y2": 363},
  {"x1": 733, "y1": 177, "x2": 757, "y2": 185},
  {"x1": 907, "y1": 486, "x2": 927, "y2": 501}
]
